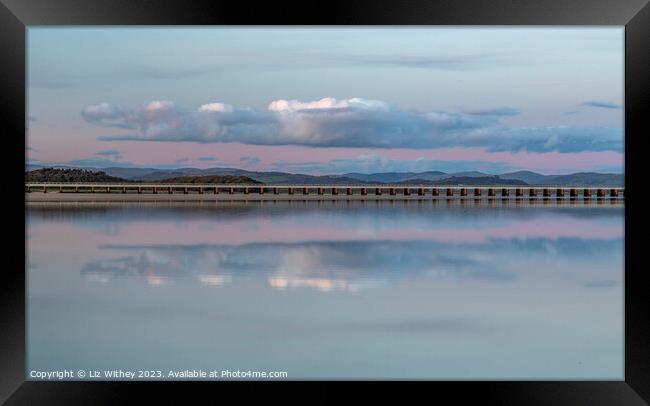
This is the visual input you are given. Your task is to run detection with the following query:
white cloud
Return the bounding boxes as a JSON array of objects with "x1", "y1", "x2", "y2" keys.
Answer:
[
  {"x1": 83, "y1": 98, "x2": 622, "y2": 153},
  {"x1": 199, "y1": 102, "x2": 234, "y2": 113},
  {"x1": 144, "y1": 100, "x2": 175, "y2": 111},
  {"x1": 268, "y1": 97, "x2": 391, "y2": 113}
]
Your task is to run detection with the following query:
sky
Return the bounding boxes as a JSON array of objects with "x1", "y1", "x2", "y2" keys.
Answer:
[{"x1": 26, "y1": 27, "x2": 624, "y2": 175}]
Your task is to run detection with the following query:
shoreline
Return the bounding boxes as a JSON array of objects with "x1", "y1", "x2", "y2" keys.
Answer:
[{"x1": 25, "y1": 192, "x2": 625, "y2": 206}]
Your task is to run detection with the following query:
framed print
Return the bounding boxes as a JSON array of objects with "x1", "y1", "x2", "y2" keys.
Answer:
[{"x1": 2, "y1": 0, "x2": 649, "y2": 403}]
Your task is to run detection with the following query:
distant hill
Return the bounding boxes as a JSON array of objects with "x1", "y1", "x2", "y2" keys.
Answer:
[
  {"x1": 398, "y1": 176, "x2": 528, "y2": 186},
  {"x1": 26, "y1": 168, "x2": 126, "y2": 183},
  {"x1": 121, "y1": 167, "x2": 368, "y2": 185},
  {"x1": 540, "y1": 172, "x2": 623, "y2": 187},
  {"x1": 152, "y1": 175, "x2": 261, "y2": 184},
  {"x1": 343, "y1": 171, "x2": 447, "y2": 183},
  {"x1": 443, "y1": 171, "x2": 491, "y2": 178},
  {"x1": 501, "y1": 171, "x2": 623, "y2": 186},
  {"x1": 344, "y1": 171, "x2": 495, "y2": 183},
  {"x1": 26, "y1": 164, "x2": 623, "y2": 186},
  {"x1": 499, "y1": 171, "x2": 549, "y2": 184}
]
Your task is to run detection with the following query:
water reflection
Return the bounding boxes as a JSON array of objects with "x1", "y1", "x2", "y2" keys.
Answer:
[
  {"x1": 27, "y1": 202, "x2": 624, "y2": 379},
  {"x1": 80, "y1": 236, "x2": 622, "y2": 292},
  {"x1": 42, "y1": 202, "x2": 621, "y2": 292}
]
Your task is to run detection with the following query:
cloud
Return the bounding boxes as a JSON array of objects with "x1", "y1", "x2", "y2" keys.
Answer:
[
  {"x1": 95, "y1": 149, "x2": 122, "y2": 157},
  {"x1": 198, "y1": 156, "x2": 218, "y2": 161},
  {"x1": 90, "y1": 100, "x2": 274, "y2": 143},
  {"x1": 91, "y1": 149, "x2": 123, "y2": 161},
  {"x1": 270, "y1": 154, "x2": 515, "y2": 174},
  {"x1": 584, "y1": 280, "x2": 618, "y2": 288},
  {"x1": 198, "y1": 102, "x2": 234, "y2": 113},
  {"x1": 239, "y1": 156, "x2": 261, "y2": 165},
  {"x1": 462, "y1": 107, "x2": 521, "y2": 116},
  {"x1": 338, "y1": 53, "x2": 505, "y2": 70},
  {"x1": 43, "y1": 157, "x2": 189, "y2": 170},
  {"x1": 268, "y1": 97, "x2": 391, "y2": 113},
  {"x1": 83, "y1": 98, "x2": 623, "y2": 153},
  {"x1": 121, "y1": 64, "x2": 222, "y2": 80},
  {"x1": 67, "y1": 157, "x2": 132, "y2": 167},
  {"x1": 480, "y1": 126, "x2": 622, "y2": 153},
  {"x1": 29, "y1": 77, "x2": 81, "y2": 89},
  {"x1": 81, "y1": 102, "x2": 137, "y2": 129},
  {"x1": 30, "y1": 51, "x2": 503, "y2": 90},
  {"x1": 581, "y1": 101, "x2": 622, "y2": 109},
  {"x1": 30, "y1": 64, "x2": 225, "y2": 89},
  {"x1": 96, "y1": 149, "x2": 121, "y2": 156}
]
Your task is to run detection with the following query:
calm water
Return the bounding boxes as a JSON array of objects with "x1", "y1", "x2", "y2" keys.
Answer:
[{"x1": 26, "y1": 201, "x2": 624, "y2": 379}]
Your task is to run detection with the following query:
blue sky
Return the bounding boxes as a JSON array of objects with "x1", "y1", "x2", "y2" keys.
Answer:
[{"x1": 27, "y1": 27, "x2": 624, "y2": 174}]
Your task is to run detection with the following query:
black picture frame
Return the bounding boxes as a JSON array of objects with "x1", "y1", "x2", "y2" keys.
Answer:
[{"x1": 3, "y1": 0, "x2": 648, "y2": 403}]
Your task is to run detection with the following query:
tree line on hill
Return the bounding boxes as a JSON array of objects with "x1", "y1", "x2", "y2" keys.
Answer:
[{"x1": 25, "y1": 168, "x2": 261, "y2": 184}]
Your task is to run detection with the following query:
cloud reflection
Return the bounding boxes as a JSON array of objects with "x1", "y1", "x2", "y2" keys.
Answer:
[{"x1": 81, "y1": 237, "x2": 621, "y2": 291}]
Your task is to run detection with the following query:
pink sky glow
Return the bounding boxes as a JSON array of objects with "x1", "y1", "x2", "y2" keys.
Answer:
[{"x1": 27, "y1": 140, "x2": 624, "y2": 175}]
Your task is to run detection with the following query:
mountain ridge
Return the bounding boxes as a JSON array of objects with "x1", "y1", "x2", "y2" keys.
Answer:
[{"x1": 25, "y1": 164, "x2": 623, "y2": 186}]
